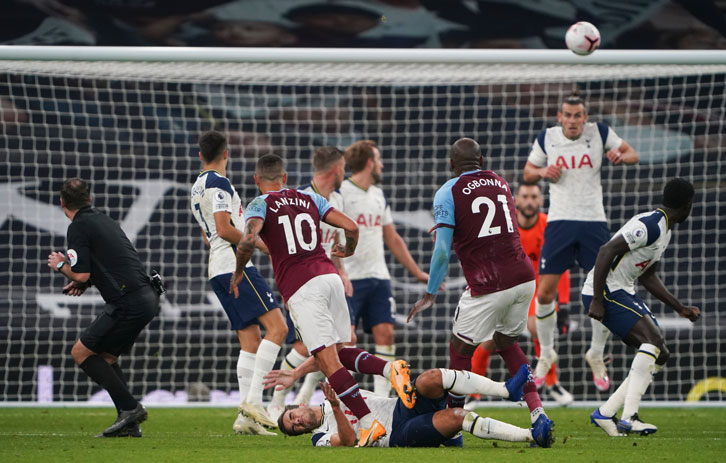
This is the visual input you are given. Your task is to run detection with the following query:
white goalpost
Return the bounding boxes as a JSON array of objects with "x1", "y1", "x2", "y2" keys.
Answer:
[{"x1": 0, "y1": 46, "x2": 724, "y2": 406}]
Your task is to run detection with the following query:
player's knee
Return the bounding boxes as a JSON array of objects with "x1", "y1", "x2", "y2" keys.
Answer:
[
  {"x1": 70, "y1": 342, "x2": 89, "y2": 364},
  {"x1": 266, "y1": 322, "x2": 288, "y2": 344},
  {"x1": 527, "y1": 316, "x2": 537, "y2": 337},
  {"x1": 414, "y1": 369, "x2": 443, "y2": 398},
  {"x1": 656, "y1": 344, "x2": 670, "y2": 365}
]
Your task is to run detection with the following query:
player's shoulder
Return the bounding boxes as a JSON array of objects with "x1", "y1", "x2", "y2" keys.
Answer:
[
  {"x1": 297, "y1": 183, "x2": 313, "y2": 193},
  {"x1": 202, "y1": 170, "x2": 234, "y2": 195},
  {"x1": 584, "y1": 121, "x2": 610, "y2": 141},
  {"x1": 435, "y1": 176, "x2": 459, "y2": 197},
  {"x1": 622, "y1": 209, "x2": 666, "y2": 245}
]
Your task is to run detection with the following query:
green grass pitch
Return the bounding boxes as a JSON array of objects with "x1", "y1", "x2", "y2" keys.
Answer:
[{"x1": 1, "y1": 407, "x2": 724, "y2": 463}]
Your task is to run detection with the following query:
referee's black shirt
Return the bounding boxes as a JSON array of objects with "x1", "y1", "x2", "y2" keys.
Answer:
[{"x1": 66, "y1": 206, "x2": 150, "y2": 303}]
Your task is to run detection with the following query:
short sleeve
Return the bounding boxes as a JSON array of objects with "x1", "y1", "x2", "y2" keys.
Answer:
[
  {"x1": 244, "y1": 196, "x2": 268, "y2": 221},
  {"x1": 382, "y1": 201, "x2": 393, "y2": 226},
  {"x1": 66, "y1": 222, "x2": 91, "y2": 273},
  {"x1": 312, "y1": 432, "x2": 333, "y2": 447},
  {"x1": 527, "y1": 129, "x2": 548, "y2": 167},
  {"x1": 600, "y1": 123, "x2": 623, "y2": 152},
  {"x1": 432, "y1": 179, "x2": 456, "y2": 229},
  {"x1": 211, "y1": 188, "x2": 233, "y2": 214},
  {"x1": 301, "y1": 191, "x2": 333, "y2": 219},
  {"x1": 620, "y1": 216, "x2": 659, "y2": 250}
]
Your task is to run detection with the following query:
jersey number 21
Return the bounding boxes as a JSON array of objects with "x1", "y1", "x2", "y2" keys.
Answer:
[{"x1": 472, "y1": 195, "x2": 514, "y2": 237}]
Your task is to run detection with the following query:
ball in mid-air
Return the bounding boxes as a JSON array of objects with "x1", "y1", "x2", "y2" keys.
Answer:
[{"x1": 565, "y1": 21, "x2": 600, "y2": 55}]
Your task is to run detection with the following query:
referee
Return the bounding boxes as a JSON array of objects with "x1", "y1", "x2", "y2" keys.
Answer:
[{"x1": 47, "y1": 178, "x2": 161, "y2": 438}]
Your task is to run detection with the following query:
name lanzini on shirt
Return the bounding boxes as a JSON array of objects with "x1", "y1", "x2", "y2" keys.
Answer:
[{"x1": 269, "y1": 196, "x2": 311, "y2": 213}]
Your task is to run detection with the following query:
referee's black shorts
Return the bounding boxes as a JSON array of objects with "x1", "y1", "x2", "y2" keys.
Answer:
[{"x1": 80, "y1": 285, "x2": 159, "y2": 357}]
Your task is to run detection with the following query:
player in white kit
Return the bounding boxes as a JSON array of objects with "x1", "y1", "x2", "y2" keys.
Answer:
[
  {"x1": 190, "y1": 131, "x2": 287, "y2": 434},
  {"x1": 268, "y1": 363, "x2": 556, "y2": 448},
  {"x1": 340, "y1": 140, "x2": 430, "y2": 397},
  {"x1": 584, "y1": 179, "x2": 699, "y2": 436},
  {"x1": 523, "y1": 94, "x2": 639, "y2": 390}
]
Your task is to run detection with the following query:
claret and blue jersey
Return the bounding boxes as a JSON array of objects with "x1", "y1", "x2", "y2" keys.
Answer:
[
  {"x1": 427, "y1": 169, "x2": 534, "y2": 296},
  {"x1": 245, "y1": 188, "x2": 338, "y2": 300}
]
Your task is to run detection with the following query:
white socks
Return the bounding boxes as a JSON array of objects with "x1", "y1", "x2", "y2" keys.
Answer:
[
  {"x1": 589, "y1": 318, "x2": 611, "y2": 357},
  {"x1": 237, "y1": 350, "x2": 256, "y2": 405},
  {"x1": 534, "y1": 300, "x2": 557, "y2": 353},
  {"x1": 463, "y1": 412, "x2": 532, "y2": 442},
  {"x1": 374, "y1": 344, "x2": 395, "y2": 396},
  {"x1": 294, "y1": 370, "x2": 325, "y2": 405},
  {"x1": 621, "y1": 343, "x2": 659, "y2": 420},
  {"x1": 440, "y1": 368, "x2": 508, "y2": 399},
  {"x1": 269, "y1": 348, "x2": 308, "y2": 408},
  {"x1": 600, "y1": 376, "x2": 629, "y2": 417},
  {"x1": 245, "y1": 339, "x2": 281, "y2": 405}
]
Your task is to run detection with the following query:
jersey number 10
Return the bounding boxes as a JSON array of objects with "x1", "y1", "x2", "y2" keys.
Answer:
[
  {"x1": 279, "y1": 213, "x2": 318, "y2": 254},
  {"x1": 472, "y1": 195, "x2": 514, "y2": 238}
]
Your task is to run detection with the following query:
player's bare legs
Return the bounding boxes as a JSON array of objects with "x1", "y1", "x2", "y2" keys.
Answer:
[
  {"x1": 372, "y1": 322, "x2": 395, "y2": 396},
  {"x1": 534, "y1": 274, "x2": 561, "y2": 386}
]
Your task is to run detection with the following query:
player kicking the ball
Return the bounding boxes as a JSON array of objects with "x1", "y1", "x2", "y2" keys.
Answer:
[{"x1": 586, "y1": 178, "x2": 699, "y2": 436}]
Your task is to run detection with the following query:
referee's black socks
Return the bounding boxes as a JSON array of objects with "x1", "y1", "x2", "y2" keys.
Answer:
[{"x1": 80, "y1": 355, "x2": 138, "y2": 412}]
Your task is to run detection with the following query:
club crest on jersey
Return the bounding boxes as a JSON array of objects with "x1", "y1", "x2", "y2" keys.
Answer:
[
  {"x1": 67, "y1": 249, "x2": 77, "y2": 266},
  {"x1": 555, "y1": 154, "x2": 593, "y2": 169}
]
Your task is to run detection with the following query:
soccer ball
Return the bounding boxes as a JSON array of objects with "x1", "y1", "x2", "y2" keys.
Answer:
[{"x1": 565, "y1": 21, "x2": 600, "y2": 56}]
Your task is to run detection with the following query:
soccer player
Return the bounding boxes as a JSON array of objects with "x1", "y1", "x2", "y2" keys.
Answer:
[
  {"x1": 268, "y1": 146, "x2": 352, "y2": 419},
  {"x1": 191, "y1": 131, "x2": 287, "y2": 435},
  {"x1": 231, "y1": 154, "x2": 416, "y2": 447},
  {"x1": 523, "y1": 94, "x2": 639, "y2": 390},
  {"x1": 586, "y1": 178, "x2": 699, "y2": 436},
  {"x1": 270, "y1": 364, "x2": 552, "y2": 448},
  {"x1": 471, "y1": 183, "x2": 573, "y2": 405},
  {"x1": 341, "y1": 140, "x2": 430, "y2": 397},
  {"x1": 409, "y1": 138, "x2": 554, "y2": 447},
  {"x1": 48, "y1": 178, "x2": 161, "y2": 437}
]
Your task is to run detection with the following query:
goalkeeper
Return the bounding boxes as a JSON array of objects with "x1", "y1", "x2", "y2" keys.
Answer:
[{"x1": 47, "y1": 178, "x2": 161, "y2": 438}]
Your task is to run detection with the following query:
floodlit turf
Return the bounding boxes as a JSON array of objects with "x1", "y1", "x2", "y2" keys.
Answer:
[{"x1": 0, "y1": 407, "x2": 724, "y2": 463}]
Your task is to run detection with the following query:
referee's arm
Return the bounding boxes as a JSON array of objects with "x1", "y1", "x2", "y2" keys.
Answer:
[{"x1": 47, "y1": 251, "x2": 90, "y2": 283}]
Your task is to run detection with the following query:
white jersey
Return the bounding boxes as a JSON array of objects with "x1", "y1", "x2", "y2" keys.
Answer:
[
  {"x1": 312, "y1": 391, "x2": 396, "y2": 447},
  {"x1": 339, "y1": 179, "x2": 393, "y2": 280},
  {"x1": 299, "y1": 182, "x2": 344, "y2": 257},
  {"x1": 190, "y1": 170, "x2": 251, "y2": 279},
  {"x1": 528, "y1": 122, "x2": 623, "y2": 222},
  {"x1": 582, "y1": 209, "x2": 671, "y2": 296}
]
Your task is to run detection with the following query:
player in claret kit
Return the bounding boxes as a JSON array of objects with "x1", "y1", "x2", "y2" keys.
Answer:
[
  {"x1": 409, "y1": 138, "x2": 553, "y2": 447},
  {"x1": 231, "y1": 154, "x2": 416, "y2": 447},
  {"x1": 586, "y1": 178, "x2": 699, "y2": 436},
  {"x1": 523, "y1": 94, "x2": 639, "y2": 391}
]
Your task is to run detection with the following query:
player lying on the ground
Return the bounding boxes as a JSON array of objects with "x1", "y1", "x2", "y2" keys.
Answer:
[
  {"x1": 265, "y1": 363, "x2": 553, "y2": 448},
  {"x1": 584, "y1": 178, "x2": 699, "y2": 436}
]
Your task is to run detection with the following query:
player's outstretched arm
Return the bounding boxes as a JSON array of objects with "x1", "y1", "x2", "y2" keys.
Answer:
[
  {"x1": 588, "y1": 236, "x2": 629, "y2": 321},
  {"x1": 263, "y1": 355, "x2": 322, "y2": 391},
  {"x1": 408, "y1": 226, "x2": 454, "y2": 322},
  {"x1": 321, "y1": 381, "x2": 355, "y2": 447},
  {"x1": 638, "y1": 263, "x2": 700, "y2": 322},
  {"x1": 606, "y1": 140, "x2": 639, "y2": 165},
  {"x1": 383, "y1": 224, "x2": 428, "y2": 282},
  {"x1": 325, "y1": 209, "x2": 359, "y2": 257},
  {"x1": 229, "y1": 218, "x2": 263, "y2": 298}
]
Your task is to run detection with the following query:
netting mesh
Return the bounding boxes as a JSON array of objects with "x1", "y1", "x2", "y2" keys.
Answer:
[{"x1": 1, "y1": 57, "x2": 724, "y2": 403}]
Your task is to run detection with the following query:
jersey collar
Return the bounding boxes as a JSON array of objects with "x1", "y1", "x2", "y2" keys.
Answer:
[
  {"x1": 346, "y1": 177, "x2": 368, "y2": 192},
  {"x1": 656, "y1": 208, "x2": 670, "y2": 229},
  {"x1": 198, "y1": 169, "x2": 222, "y2": 177}
]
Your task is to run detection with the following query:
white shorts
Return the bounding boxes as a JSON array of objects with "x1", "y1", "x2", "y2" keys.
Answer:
[
  {"x1": 286, "y1": 273, "x2": 351, "y2": 354},
  {"x1": 452, "y1": 280, "x2": 536, "y2": 346}
]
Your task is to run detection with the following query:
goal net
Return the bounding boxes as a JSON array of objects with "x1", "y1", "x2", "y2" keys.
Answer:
[{"x1": 1, "y1": 48, "x2": 723, "y2": 404}]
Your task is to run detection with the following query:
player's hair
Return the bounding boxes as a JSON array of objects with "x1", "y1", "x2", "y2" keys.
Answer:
[
  {"x1": 562, "y1": 93, "x2": 586, "y2": 112},
  {"x1": 313, "y1": 146, "x2": 344, "y2": 173},
  {"x1": 277, "y1": 405, "x2": 307, "y2": 437},
  {"x1": 60, "y1": 178, "x2": 91, "y2": 211},
  {"x1": 515, "y1": 181, "x2": 542, "y2": 194},
  {"x1": 662, "y1": 178, "x2": 695, "y2": 209},
  {"x1": 198, "y1": 130, "x2": 227, "y2": 163},
  {"x1": 256, "y1": 153, "x2": 286, "y2": 182},
  {"x1": 345, "y1": 140, "x2": 377, "y2": 173}
]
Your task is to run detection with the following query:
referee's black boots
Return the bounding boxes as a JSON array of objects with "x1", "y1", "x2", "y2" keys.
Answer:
[{"x1": 102, "y1": 403, "x2": 147, "y2": 437}]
